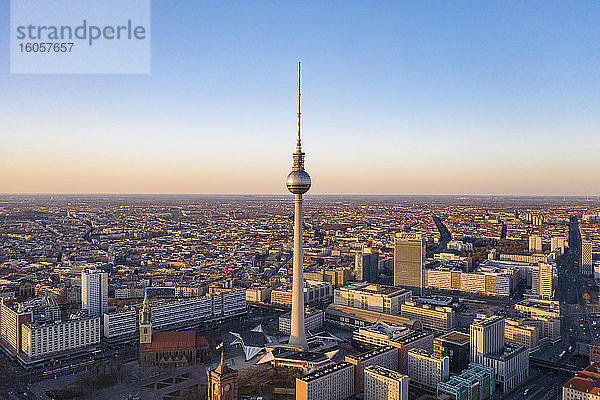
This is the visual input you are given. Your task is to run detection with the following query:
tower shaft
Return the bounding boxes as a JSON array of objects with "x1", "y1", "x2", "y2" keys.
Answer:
[{"x1": 289, "y1": 193, "x2": 307, "y2": 348}]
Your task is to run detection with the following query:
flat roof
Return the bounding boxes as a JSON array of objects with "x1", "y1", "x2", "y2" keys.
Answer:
[
  {"x1": 299, "y1": 362, "x2": 352, "y2": 383},
  {"x1": 437, "y1": 331, "x2": 470, "y2": 345}
]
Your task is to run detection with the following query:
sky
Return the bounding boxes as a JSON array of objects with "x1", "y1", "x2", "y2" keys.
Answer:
[{"x1": 1, "y1": 1, "x2": 599, "y2": 195}]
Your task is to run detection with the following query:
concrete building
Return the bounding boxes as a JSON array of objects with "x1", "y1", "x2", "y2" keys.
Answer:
[
  {"x1": 394, "y1": 233, "x2": 425, "y2": 295},
  {"x1": 245, "y1": 287, "x2": 271, "y2": 303},
  {"x1": 531, "y1": 263, "x2": 555, "y2": 299},
  {"x1": 364, "y1": 365, "x2": 409, "y2": 400},
  {"x1": 81, "y1": 269, "x2": 108, "y2": 317},
  {"x1": 470, "y1": 315, "x2": 505, "y2": 363},
  {"x1": 271, "y1": 280, "x2": 332, "y2": 307},
  {"x1": 504, "y1": 319, "x2": 540, "y2": 349},
  {"x1": 400, "y1": 301, "x2": 455, "y2": 331},
  {"x1": 551, "y1": 236, "x2": 567, "y2": 256},
  {"x1": 355, "y1": 247, "x2": 379, "y2": 282},
  {"x1": 279, "y1": 309, "x2": 323, "y2": 335},
  {"x1": 102, "y1": 308, "x2": 137, "y2": 340},
  {"x1": 0, "y1": 299, "x2": 33, "y2": 355},
  {"x1": 334, "y1": 283, "x2": 412, "y2": 315},
  {"x1": 528, "y1": 235, "x2": 542, "y2": 253},
  {"x1": 296, "y1": 362, "x2": 354, "y2": 400},
  {"x1": 434, "y1": 331, "x2": 471, "y2": 374},
  {"x1": 407, "y1": 348, "x2": 449, "y2": 389},
  {"x1": 346, "y1": 346, "x2": 399, "y2": 397},
  {"x1": 20, "y1": 315, "x2": 100, "y2": 360}
]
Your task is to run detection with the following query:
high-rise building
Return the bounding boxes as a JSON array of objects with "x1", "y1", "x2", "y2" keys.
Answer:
[
  {"x1": 285, "y1": 62, "x2": 311, "y2": 349},
  {"x1": 356, "y1": 247, "x2": 379, "y2": 282},
  {"x1": 582, "y1": 240, "x2": 593, "y2": 275},
  {"x1": 394, "y1": 233, "x2": 425, "y2": 295},
  {"x1": 345, "y1": 346, "x2": 399, "y2": 396},
  {"x1": 551, "y1": 236, "x2": 567, "y2": 255},
  {"x1": 531, "y1": 263, "x2": 555, "y2": 299},
  {"x1": 434, "y1": 331, "x2": 471, "y2": 374},
  {"x1": 81, "y1": 269, "x2": 108, "y2": 317},
  {"x1": 528, "y1": 235, "x2": 542, "y2": 253},
  {"x1": 407, "y1": 348, "x2": 449, "y2": 388},
  {"x1": 470, "y1": 315, "x2": 504, "y2": 363},
  {"x1": 364, "y1": 365, "x2": 409, "y2": 400}
]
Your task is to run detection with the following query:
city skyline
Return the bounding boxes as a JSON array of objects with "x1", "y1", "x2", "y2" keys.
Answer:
[{"x1": 2, "y1": 2, "x2": 600, "y2": 195}]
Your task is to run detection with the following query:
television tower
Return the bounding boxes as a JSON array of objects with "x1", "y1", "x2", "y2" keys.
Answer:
[{"x1": 286, "y1": 62, "x2": 311, "y2": 349}]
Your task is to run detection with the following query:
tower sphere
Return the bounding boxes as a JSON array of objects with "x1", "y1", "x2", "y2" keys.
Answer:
[{"x1": 286, "y1": 170, "x2": 311, "y2": 194}]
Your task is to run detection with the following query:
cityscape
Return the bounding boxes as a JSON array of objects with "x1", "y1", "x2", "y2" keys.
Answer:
[{"x1": 2, "y1": 2, "x2": 600, "y2": 400}]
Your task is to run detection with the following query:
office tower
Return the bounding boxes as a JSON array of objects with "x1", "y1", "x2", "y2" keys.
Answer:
[
  {"x1": 551, "y1": 236, "x2": 567, "y2": 255},
  {"x1": 407, "y1": 348, "x2": 449, "y2": 388},
  {"x1": 531, "y1": 263, "x2": 554, "y2": 299},
  {"x1": 81, "y1": 269, "x2": 108, "y2": 317},
  {"x1": 285, "y1": 62, "x2": 311, "y2": 349},
  {"x1": 582, "y1": 240, "x2": 593, "y2": 275},
  {"x1": 356, "y1": 247, "x2": 379, "y2": 282},
  {"x1": 394, "y1": 233, "x2": 425, "y2": 295},
  {"x1": 528, "y1": 235, "x2": 542, "y2": 253},
  {"x1": 364, "y1": 365, "x2": 409, "y2": 400},
  {"x1": 470, "y1": 315, "x2": 504, "y2": 363}
]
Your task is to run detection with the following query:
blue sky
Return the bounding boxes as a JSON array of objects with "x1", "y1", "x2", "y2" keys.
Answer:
[{"x1": 1, "y1": 1, "x2": 599, "y2": 194}]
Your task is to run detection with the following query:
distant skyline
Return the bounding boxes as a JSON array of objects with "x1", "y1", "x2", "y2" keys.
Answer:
[{"x1": 1, "y1": 1, "x2": 599, "y2": 195}]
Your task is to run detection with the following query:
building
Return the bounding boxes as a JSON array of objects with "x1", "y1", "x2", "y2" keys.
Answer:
[
  {"x1": 325, "y1": 303, "x2": 420, "y2": 330},
  {"x1": 285, "y1": 63, "x2": 311, "y2": 349},
  {"x1": 531, "y1": 263, "x2": 555, "y2": 299},
  {"x1": 207, "y1": 352, "x2": 239, "y2": 400},
  {"x1": 590, "y1": 342, "x2": 600, "y2": 364},
  {"x1": 514, "y1": 298, "x2": 560, "y2": 319},
  {"x1": 0, "y1": 299, "x2": 33, "y2": 355},
  {"x1": 245, "y1": 287, "x2": 271, "y2": 303},
  {"x1": 346, "y1": 346, "x2": 399, "y2": 396},
  {"x1": 434, "y1": 331, "x2": 470, "y2": 374},
  {"x1": 296, "y1": 362, "x2": 354, "y2": 400},
  {"x1": 102, "y1": 309, "x2": 137, "y2": 340},
  {"x1": 81, "y1": 269, "x2": 108, "y2": 317},
  {"x1": 470, "y1": 315, "x2": 528, "y2": 392},
  {"x1": 20, "y1": 315, "x2": 100, "y2": 360},
  {"x1": 425, "y1": 267, "x2": 514, "y2": 297},
  {"x1": 528, "y1": 235, "x2": 542, "y2": 253},
  {"x1": 504, "y1": 319, "x2": 540, "y2": 349},
  {"x1": 271, "y1": 280, "x2": 332, "y2": 308},
  {"x1": 582, "y1": 240, "x2": 594, "y2": 275},
  {"x1": 563, "y1": 362, "x2": 600, "y2": 400},
  {"x1": 470, "y1": 315, "x2": 504, "y2": 363},
  {"x1": 334, "y1": 283, "x2": 412, "y2": 315},
  {"x1": 103, "y1": 290, "x2": 246, "y2": 340},
  {"x1": 138, "y1": 293, "x2": 209, "y2": 367},
  {"x1": 364, "y1": 365, "x2": 409, "y2": 400},
  {"x1": 355, "y1": 248, "x2": 379, "y2": 282},
  {"x1": 437, "y1": 363, "x2": 494, "y2": 400},
  {"x1": 551, "y1": 236, "x2": 567, "y2": 256},
  {"x1": 407, "y1": 348, "x2": 449, "y2": 389},
  {"x1": 400, "y1": 302, "x2": 455, "y2": 331},
  {"x1": 279, "y1": 309, "x2": 323, "y2": 335},
  {"x1": 394, "y1": 233, "x2": 425, "y2": 295}
]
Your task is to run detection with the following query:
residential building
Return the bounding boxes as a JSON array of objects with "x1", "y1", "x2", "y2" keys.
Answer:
[
  {"x1": 279, "y1": 309, "x2": 324, "y2": 335},
  {"x1": 81, "y1": 269, "x2": 108, "y2": 317},
  {"x1": 346, "y1": 346, "x2": 399, "y2": 396},
  {"x1": 296, "y1": 362, "x2": 354, "y2": 400}
]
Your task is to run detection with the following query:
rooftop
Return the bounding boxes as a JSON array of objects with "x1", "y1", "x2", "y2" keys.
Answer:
[{"x1": 298, "y1": 362, "x2": 352, "y2": 383}]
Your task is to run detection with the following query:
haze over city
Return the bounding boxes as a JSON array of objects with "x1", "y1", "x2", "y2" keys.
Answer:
[{"x1": 1, "y1": 1, "x2": 599, "y2": 195}]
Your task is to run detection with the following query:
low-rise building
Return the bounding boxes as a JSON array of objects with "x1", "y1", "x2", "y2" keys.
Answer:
[
  {"x1": 334, "y1": 283, "x2": 412, "y2": 315},
  {"x1": 279, "y1": 308, "x2": 323, "y2": 335},
  {"x1": 400, "y1": 302, "x2": 455, "y2": 331},
  {"x1": 296, "y1": 362, "x2": 354, "y2": 400}
]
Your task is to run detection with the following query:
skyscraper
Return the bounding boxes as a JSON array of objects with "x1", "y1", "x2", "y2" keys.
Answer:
[
  {"x1": 469, "y1": 315, "x2": 504, "y2": 363},
  {"x1": 81, "y1": 269, "x2": 108, "y2": 317},
  {"x1": 355, "y1": 247, "x2": 379, "y2": 282},
  {"x1": 393, "y1": 233, "x2": 424, "y2": 295},
  {"x1": 285, "y1": 62, "x2": 311, "y2": 349}
]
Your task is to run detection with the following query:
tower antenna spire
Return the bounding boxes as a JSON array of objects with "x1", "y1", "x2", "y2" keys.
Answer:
[{"x1": 297, "y1": 61, "x2": 301, "y2": 148}]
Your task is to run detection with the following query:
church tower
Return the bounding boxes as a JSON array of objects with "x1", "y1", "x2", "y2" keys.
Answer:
[
  {"x1": 139, "y1": 292, "x2": 152, "y2": 344},
  {"x1": 207, "y1": 348, "x2": 238, "y2": 400}
]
